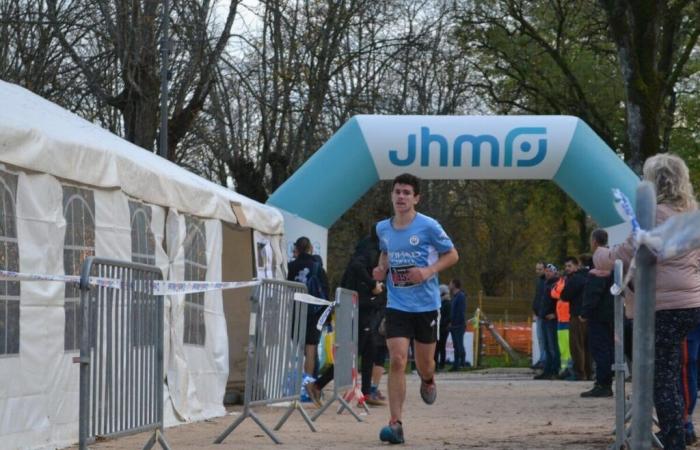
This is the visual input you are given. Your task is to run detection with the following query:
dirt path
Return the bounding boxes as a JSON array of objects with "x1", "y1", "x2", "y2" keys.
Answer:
[{"x1": 74, "y1": 368, "x2": 625, "y2": 449}]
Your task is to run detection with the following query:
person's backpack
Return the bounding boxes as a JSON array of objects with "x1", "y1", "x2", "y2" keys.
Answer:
[{"x1": 306, "y1": 261, "x2": 327, "y2": 305}]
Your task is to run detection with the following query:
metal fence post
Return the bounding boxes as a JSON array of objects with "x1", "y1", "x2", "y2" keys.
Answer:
[
  {"x1": 311, "y1": 288, "x2": 363, "y2": 423},
  {"x1": 610, "y1": 259, "x2": 627, "y2": 449},
  {"x1": 631, "y1": 181, "x2": 657, "y2": 450}
]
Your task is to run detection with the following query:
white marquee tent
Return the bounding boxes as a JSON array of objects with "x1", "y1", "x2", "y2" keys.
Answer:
[{"x1": 0, "y1": 80, "x2": 287, "y2": 449}]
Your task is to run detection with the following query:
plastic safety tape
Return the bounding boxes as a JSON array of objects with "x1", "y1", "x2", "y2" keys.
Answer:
[
  {"x1": 0, "y1": 269, "x2": 121, "y2": 289},
  {"x1": 293, "y1": 293, "x2": 335, "y2": 331},
  {"x1": 0, "y1": 270, "x2": 339, "y2": 314}
]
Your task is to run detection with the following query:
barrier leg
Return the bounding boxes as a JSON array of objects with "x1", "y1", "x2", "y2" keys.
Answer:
[
  {"x1": 311, "y1": 394, "x2": 338, "y2": 421},
  {"x1": 273, "y1": 400, "x2": 316, "y2": 432},
  {"x1": 250, "y1": 411, "x2": 282, "y2": 444},
  {"x1": 156, "y1": 430, "x2": 173, "y2": 450},
  {"x1": 294, "y1": 401, "x2": 317, "y2": 432},
  {"x1": 214, "y1": 411, "x2": 249, "y2": 444},
  {"x1": 143, "y1": 433, "x2": 157, "y2": 450},
  {"x1": 336, "y1": 397, "x2": 363, "y2": 422},
  {"x1": 143, "y1": 429, "x2": 172, "y2": 450},
  {"x1": 273, "y1": 403, "x2": 296, "y2": 431}
]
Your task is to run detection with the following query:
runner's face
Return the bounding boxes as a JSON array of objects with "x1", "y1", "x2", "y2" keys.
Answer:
[{"x1": 391, "y1": 183, "x2": 419, "y2": 214}]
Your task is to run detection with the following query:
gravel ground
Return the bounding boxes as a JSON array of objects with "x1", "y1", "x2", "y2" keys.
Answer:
[{"x1": 70, "y1": 368, "x2": 632, "y2": 450}]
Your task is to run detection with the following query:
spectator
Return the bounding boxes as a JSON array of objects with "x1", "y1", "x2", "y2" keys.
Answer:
[
  {"x1": 551, "y1": 273, "x2": 572, "y2": 379},
  {"x1": 307, "y1": 234, "x2": 385, "y2": 407},
  {"x1": 449, "y1": 279, "x2": 467, "y2": 371},
  {"x1": 580, "y1": 237, "x2": 614, "y2": 398},
  {"x1": 435, "y1": 284, "x2": 452, "y2": 370},
  {"x1": 534, "y1": 264, "x2": 561, "y2": 380},
  {"x1": 561, "y1": 256, "x2": 592, "y2": 381},
  {"x1": 531, "y1": 261, "x2": 547, "y2": 370},
  {"x1": 602, "y1": 153, "x2": 700, "y2": 449},
  {"x1": 287, "y1": 236, "x2": 329, "y2": 377}
]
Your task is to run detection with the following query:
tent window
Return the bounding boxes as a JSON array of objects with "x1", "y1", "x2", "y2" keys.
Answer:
[
  {"x1": 129, "y1": 202, "x2": 156, "y2": 266},
  {"x1": 0, "y1": 171, "x2": 19, "y2": 356},
  {"x1": 63, "y1": 186, "x2": 95, "y2": 352},
  {"x1": 184, "y1": 216, "x2": 206, "y2": 346},
  {"x1": 129, "y1": 201, "x2": 157, "y2": 347}
]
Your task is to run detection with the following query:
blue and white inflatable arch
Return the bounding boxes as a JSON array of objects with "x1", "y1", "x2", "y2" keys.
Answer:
[{"x1": 268, "y1": 115, "x2": 639, "y2": 262}]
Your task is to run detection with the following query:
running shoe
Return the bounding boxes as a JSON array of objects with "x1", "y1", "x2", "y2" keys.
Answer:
[
  {"x1": 419, "y1": 378, "x2": 437, "y2": 405},
  {"x1": 379, "y1": 421, "x2": 404, "y2": 444}
]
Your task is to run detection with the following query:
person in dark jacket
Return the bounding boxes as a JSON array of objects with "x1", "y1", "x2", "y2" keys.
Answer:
[
  {"x1": 287, "y1": 236, "x2": 330, "y2": 376},
  {"x1": 306, "y1": 234, "x2": 385, "y2": 406},
  {"x1": 449, "y1": 279, "x2": 467, "y2": 371},
  {"x1": 579, "y1": 245, "x2": 615, "y2": 397},
  {"x1": 560, "y1": 256, "x2": 592, "y2": 381},
  {"x1": 531, "y1": 262, "x2": 547, "y2": 369},
  {"x1": 435, "y1": 285, "x2": 452, "y2": 370},
  {"x1": 534, "y1": 264, "x2": 560, "y2": 380}
]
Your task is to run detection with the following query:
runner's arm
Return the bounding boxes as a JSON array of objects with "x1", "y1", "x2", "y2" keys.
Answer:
[
  {"x1": 373, "y1": 251, "x2": 389, "y2": 281},
  {"x1": 409, "y1": 248, "x2": 459, "y2": 283}
]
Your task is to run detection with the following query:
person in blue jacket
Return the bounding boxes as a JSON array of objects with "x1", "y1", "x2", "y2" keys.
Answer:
[{"x1": 449, "y1": 279, "x2": 467, "y2": 371}]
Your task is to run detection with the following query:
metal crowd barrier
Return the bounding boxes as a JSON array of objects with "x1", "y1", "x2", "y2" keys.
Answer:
[
  {"x1": 77, "y1": 257, "x2": 170, "y2": 450},
  {"x1": 311, "y1": 287, "x2": 364, "y2": 422},
  {"x1": 610, "y1": 259, "x2": 663, "y2": 449},
  {"x1": 610, "y1": 259, "x2": 628, "y2": 450},
  {"x1": 215, "y1": 279, "x2": 315, "y2": 445}
]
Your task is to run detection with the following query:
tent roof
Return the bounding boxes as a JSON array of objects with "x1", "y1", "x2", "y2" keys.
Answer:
[{"x1": 0, "y1": 80, "x2": 283, "y2": 235}]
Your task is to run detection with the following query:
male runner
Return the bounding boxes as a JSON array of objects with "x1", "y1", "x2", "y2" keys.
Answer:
[{"x1": 373, "y1": 173, "x2": 459, "y2": 444}]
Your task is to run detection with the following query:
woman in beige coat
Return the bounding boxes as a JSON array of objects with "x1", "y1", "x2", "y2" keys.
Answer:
[{"x1": 605, "y1": 153, "x2": 700, "y2": 450}]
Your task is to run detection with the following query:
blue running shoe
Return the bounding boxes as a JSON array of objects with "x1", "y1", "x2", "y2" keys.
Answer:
[{"x1": 379, "y1": 421, "x2": 404, "y2": 444}]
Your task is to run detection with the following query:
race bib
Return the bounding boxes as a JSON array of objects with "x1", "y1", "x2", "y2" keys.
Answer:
[{"x1": 390, "y1": 265, "x2": 418, "y2": 288}]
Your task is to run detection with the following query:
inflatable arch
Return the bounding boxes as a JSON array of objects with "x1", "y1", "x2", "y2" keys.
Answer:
[{"x1": 267, "y1": 115, "x2": 639, "y2": 262}]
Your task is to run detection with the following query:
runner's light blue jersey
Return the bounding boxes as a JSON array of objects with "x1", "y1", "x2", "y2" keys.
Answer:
[{"x1": 376, "y1": 212, "x2": 455, "y2": 312}]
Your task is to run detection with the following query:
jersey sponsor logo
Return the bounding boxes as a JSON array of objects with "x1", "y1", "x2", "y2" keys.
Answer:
[{"x1": 389, "y1": 250, "x2": 421, "y2": 266}]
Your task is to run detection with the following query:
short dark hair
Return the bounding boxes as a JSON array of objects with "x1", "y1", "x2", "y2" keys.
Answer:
[
  {"x1": 392, "y1": 173, "x2": 421, "y2": 196},
  {"x1": 564, "y1": 256, "x2": 579, "y2": 265},
  {"x1": 451, "y1": 279, "x2": 461, "y2": 289},
  {"x1": 591, "y1": 228, "x2": 608, "y2": 247},
  {"x1": 294, "y1": 236, "x2": 312, "y2": 254}
]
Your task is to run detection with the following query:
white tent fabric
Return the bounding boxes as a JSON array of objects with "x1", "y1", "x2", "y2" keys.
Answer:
[
  {"x1": 164, "y1": 211, "x2": 227, "y2": 422},
  {"x1": 0, "y1": 80, "x2": 283, "y2": 236},
  {"x1": 0, "y1": 81, "x2": 286, "y2": 449}
]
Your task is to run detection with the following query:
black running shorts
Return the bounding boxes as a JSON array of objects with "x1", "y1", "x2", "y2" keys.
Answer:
[{"x1": 384, "y1": 308, "x2": 438, "y2": 344}]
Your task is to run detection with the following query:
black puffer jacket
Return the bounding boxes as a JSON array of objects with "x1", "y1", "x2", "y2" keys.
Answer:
[
  {"x1": 581, "y1": 273, "x2": 614, "y2": 323},
  {"x1": 531, "y1": 275, "x2": 545, "y2": 316},
  {"x1": 560, "y1": 268, "x2": 589, "y2": 316},
  {"x1": 340, "y1": 236, "x2": 380, "y2": 311},
  {"x1": 536, "y1": 276, "x2": 559, "y2": 319}
]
